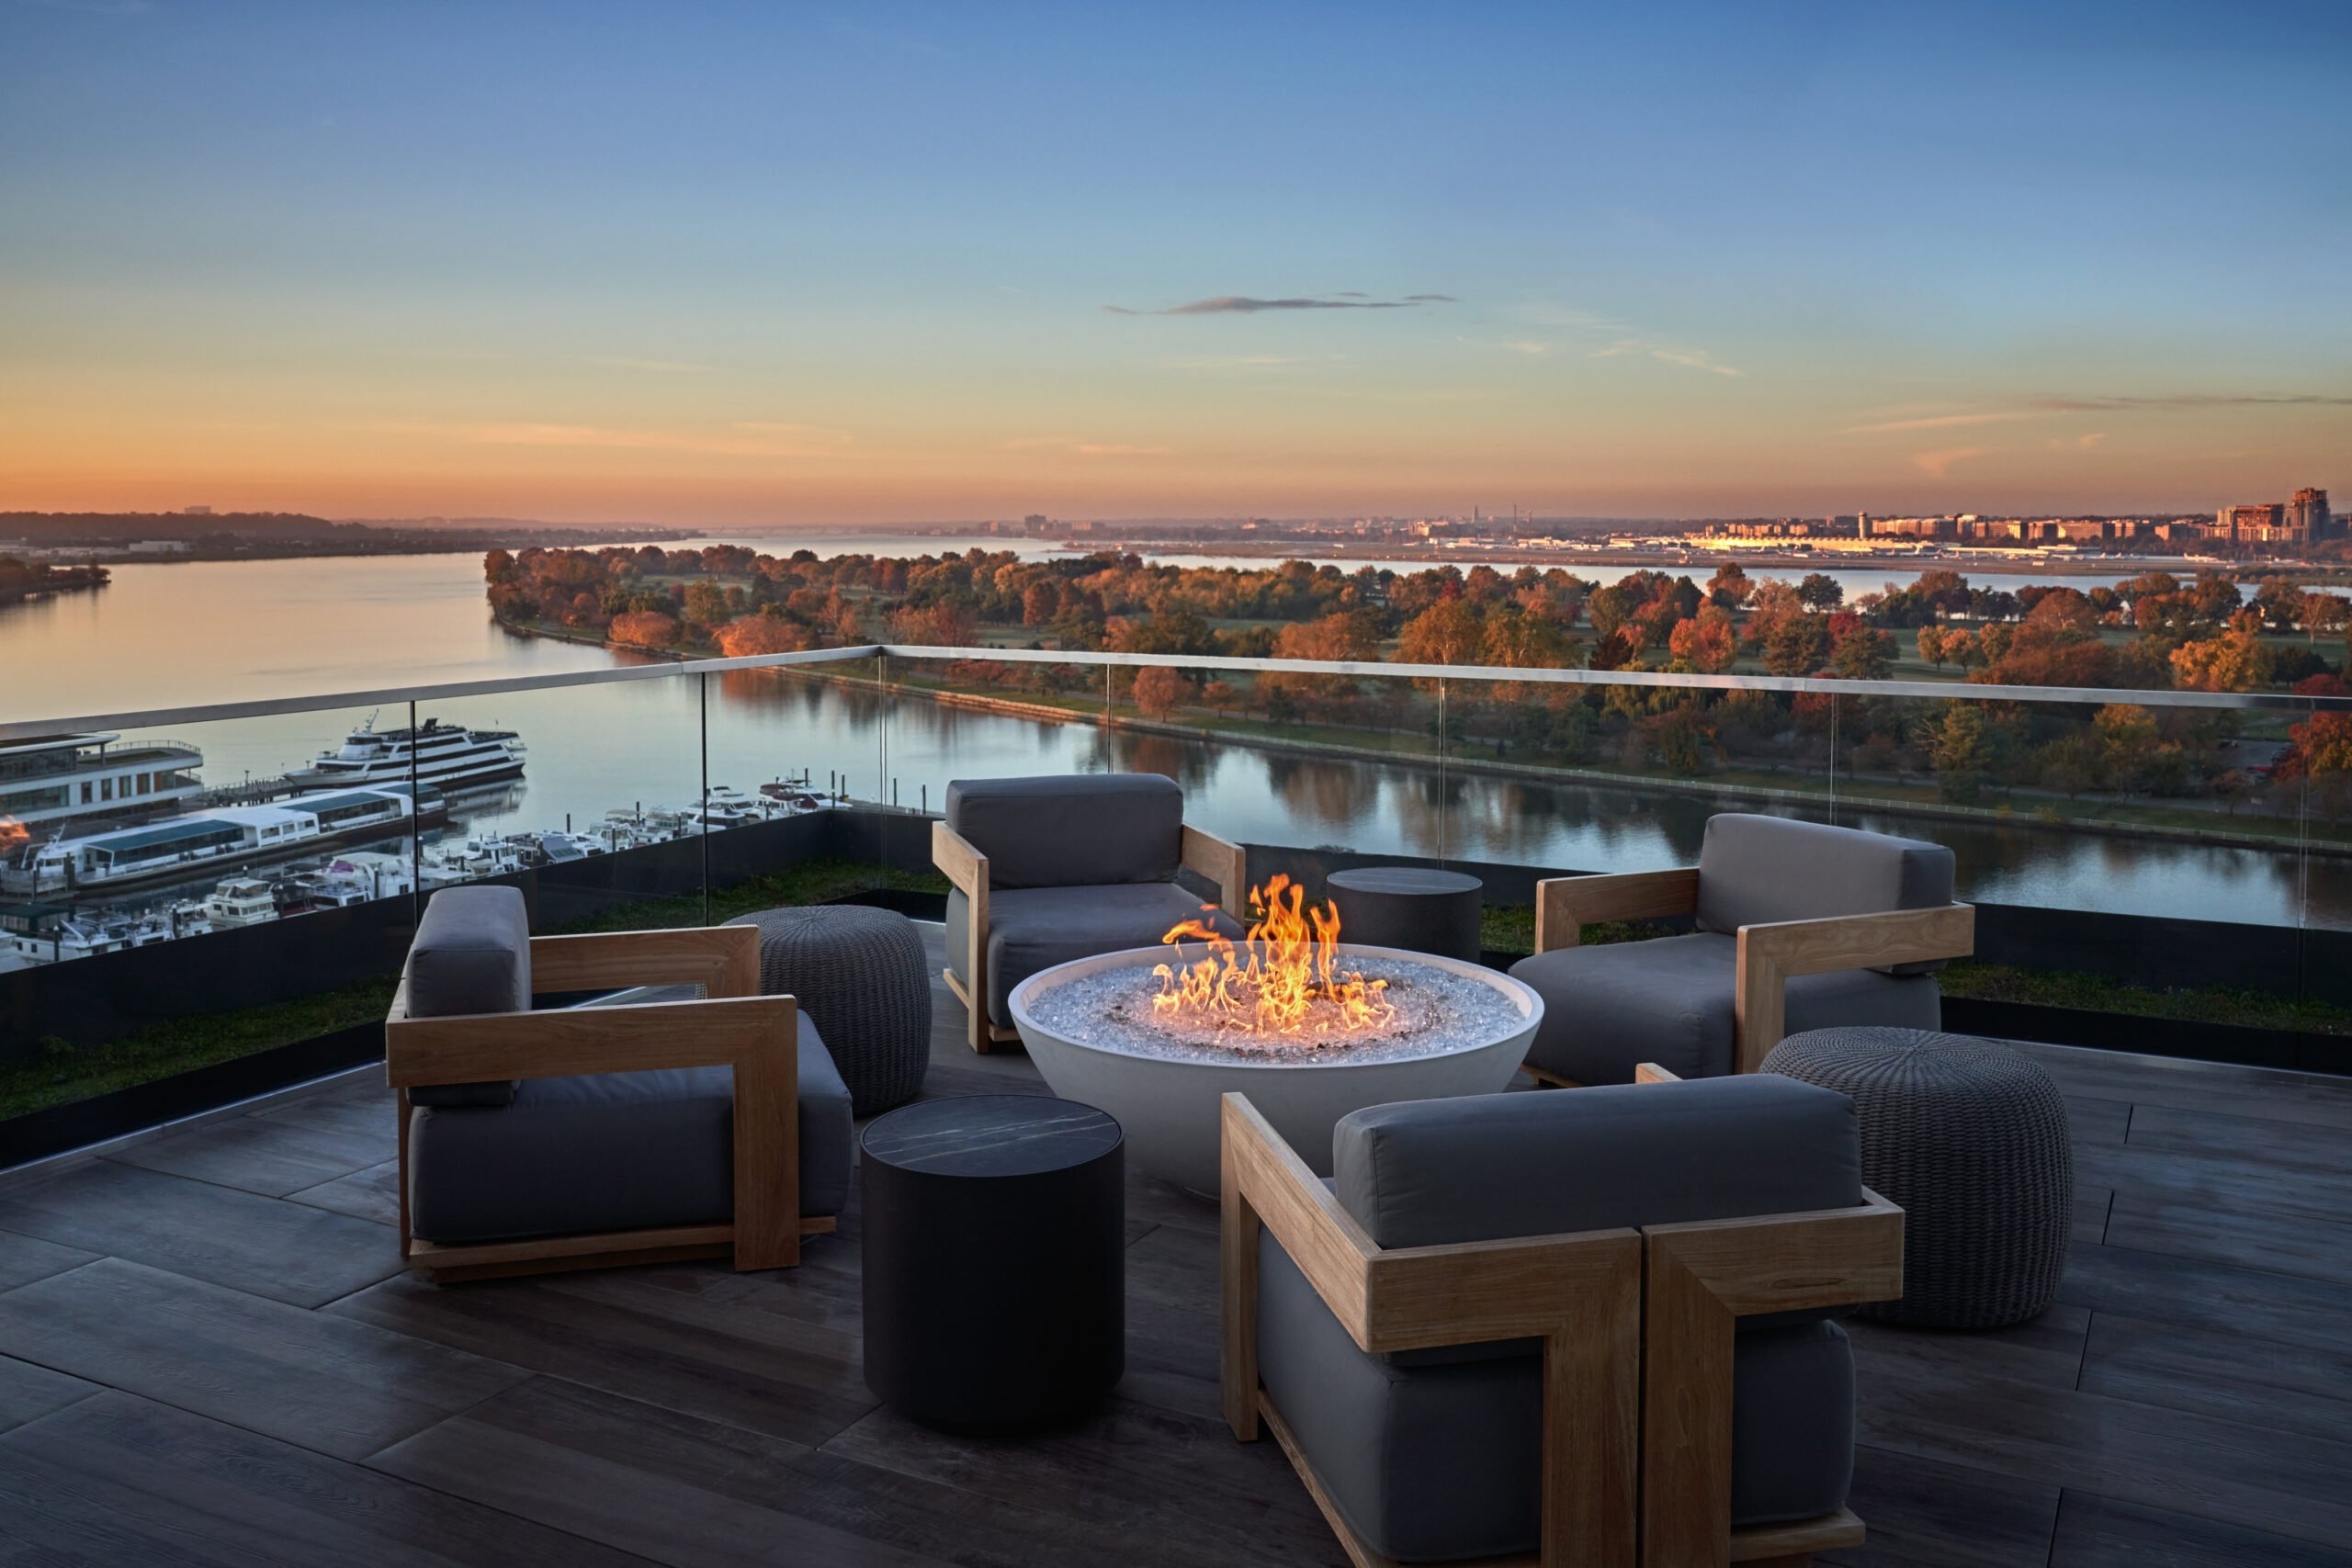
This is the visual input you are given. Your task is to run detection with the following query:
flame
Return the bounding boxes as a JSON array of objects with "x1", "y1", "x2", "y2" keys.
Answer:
[
  {"x1": 0, "y1": 817, "x2": 25, "y2": 857},
  {"x1": 1153, "y1": 874, "x2": 1395, "y2": 1037}
]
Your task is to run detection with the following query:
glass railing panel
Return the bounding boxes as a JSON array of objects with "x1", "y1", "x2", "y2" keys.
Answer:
[
  {"x1": 697, "y1": 654, "x2": 888, "y2": 916},
  {"x1": 0, "y1": 701, "x2": 403, "y2": 1133},
  {"x1": 423, "y1": 672, "x2": 707, "y2": 940}
]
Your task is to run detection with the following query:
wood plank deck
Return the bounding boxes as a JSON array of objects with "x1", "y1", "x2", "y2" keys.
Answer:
[{"x1": 1, "y1": 923, "x2": 2348, "y2": 1565}]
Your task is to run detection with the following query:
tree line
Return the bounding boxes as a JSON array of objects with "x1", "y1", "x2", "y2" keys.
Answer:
[{"x1": 483, "y1": 545, "x2": 2352, "y2": 815}]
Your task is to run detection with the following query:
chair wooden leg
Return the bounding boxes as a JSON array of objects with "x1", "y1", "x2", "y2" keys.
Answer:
[
  {"x1": 1220, "y1": 1131, "x2": 1261, "y2": 1442},
  {"x1": 730, "y1": 998, "x2": 800, "y2": 1270}
]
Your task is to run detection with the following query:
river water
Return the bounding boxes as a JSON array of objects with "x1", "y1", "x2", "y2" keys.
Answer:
[{"x1": 1, "y1": 537, "x2": 2338, "y2": 931}]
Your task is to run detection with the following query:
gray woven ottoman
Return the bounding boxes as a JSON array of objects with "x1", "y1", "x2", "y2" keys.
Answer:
[
  {"x1": 1764, "y1": 1027, "x2": 2072, "y2": 1328},
  {"x1": 727, "y1": 905, "x2": 931, "y2": 1116}
]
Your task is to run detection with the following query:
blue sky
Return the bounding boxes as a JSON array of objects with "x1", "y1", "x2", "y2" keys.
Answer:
[{"x1": 3, "y1": 0, "x2": 2346, "y2": 520}]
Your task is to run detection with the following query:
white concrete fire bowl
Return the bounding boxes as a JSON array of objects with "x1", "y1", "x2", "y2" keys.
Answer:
[{"x1": 1008, "y1": 942, "x2": 1543, "y2": 1194}]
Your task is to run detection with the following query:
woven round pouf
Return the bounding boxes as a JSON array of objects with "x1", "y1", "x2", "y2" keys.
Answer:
[
  {"x1": 1764, "y1": 1027, "x2": 2073, "y2": 1329},
  {"x1": 727, "y1": 905, "x2": 931, "y2": 1116}
]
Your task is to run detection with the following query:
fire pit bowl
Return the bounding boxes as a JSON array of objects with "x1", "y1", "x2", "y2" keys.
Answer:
[{"x1": 1009, "y1": 942, "x2": 1542, "y2": 1194}]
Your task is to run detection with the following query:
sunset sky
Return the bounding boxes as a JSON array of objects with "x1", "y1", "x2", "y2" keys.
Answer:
[{"x1": 2, "y1": 1, "x2": 2346, "y2": 524}]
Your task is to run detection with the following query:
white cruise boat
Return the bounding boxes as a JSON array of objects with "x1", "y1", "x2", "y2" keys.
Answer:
[{"x1": 288, "y1": 715, "x2": 525, "y2": 795}]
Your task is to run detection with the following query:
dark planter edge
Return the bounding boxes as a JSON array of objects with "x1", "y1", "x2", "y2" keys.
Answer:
[{"x1": 0, "y1": 1021, "x2": 384, "y2": 1173}]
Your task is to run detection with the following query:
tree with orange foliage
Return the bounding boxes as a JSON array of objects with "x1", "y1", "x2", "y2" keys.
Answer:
[
  {"x1": 607, "y1": 611, "x2": 683, "y2": 649},
  {"x1": 1131, "y1": 664, "x2": 1189, "y2": 719},
  {"x1": 2168, "y1": 628, "x2": 2270, "y2": 693},
  {"x1": 714, "y1": 615, "x2": 813, "y2": 658},
  {"x1": 1395, "y1": 597, "x2": 1486, "y2": 667},
  {"x1": 1668, "y1": 605, "x2": 1739, "y2": 672},
  {"x1": 888, "y1": 601, "x2": 977, "y2": 647}
]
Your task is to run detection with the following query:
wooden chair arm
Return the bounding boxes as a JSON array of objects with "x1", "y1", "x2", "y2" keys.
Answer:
[
  {"x1": 1643, "y1": 1186, "x2": 1904, "y2": 1317},
  {"x1": 385, "y1": 994, "x2": 797, "y2": 1087},
  {"x1": 1732, "y1": 902, "x2": 1974, "y2": 1071},
  {"x1": 1220, "y1": 1092, "x2": 1642, "y2": 1567},
  {"x1": 1639, "y1": 1189, "x2": 1902, "y2": 1566},
  {"x1": 932, "y1": 820, "x2": 987, "y2": 897},
  {"x1": 1182, "y1": 823, "x2": 1248, "y2": 919},
  {"x1": 933, "y1": 820, "x2": 994, "y2": 1052},
  {"x1": 1533, "y1": 868, "x2": 1699, "y2": 953},
  {"x1": 526, "y1": 925, "x2": 760, "y2": 999}
]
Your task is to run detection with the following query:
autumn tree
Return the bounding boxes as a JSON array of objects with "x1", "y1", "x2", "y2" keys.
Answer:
[
  {"x1": 1130, "y1": 665, "x2": 1189, "y2": 718},
  {"x1": 1667, "y1": 604, "x2": 1739, "y2": 673},
  {"x1": 713, "y1": 615, "x2": 813, "y2": 657},
  {"x1": 2168, "y1": 627, "x2": 2270, "y2": 693},
  {"x1": 607, "y1": 610, "x2": 683, "y2": 649},
  {"x1": 1396, "y1": 597, "x2": 1486, "y2": 667}
]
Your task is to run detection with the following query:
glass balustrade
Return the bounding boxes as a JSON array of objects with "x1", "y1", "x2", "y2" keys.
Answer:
[{"x1": 3, "y1": 645, "x2": 2346, "y2": 1160}]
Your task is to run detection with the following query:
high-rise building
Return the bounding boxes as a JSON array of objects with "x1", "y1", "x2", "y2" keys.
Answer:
[
  {"x1": 2290, "y1": 487, "x2": 2333, "y2": 541},
  {"x1": 1857, "y1": 511, "x2": 1871, "y2": 539},
  {"x1": 2219, "y1": 502, "x2": 2286, "y2": 543}
]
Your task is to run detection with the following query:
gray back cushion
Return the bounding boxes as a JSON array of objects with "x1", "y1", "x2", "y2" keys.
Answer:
[
  {"x1": 401, "y1": 886, "x2": 530, "y2": 1108},
  {"x1": 1334, "y1": 1075, "x2": 1860, "y2": 1250},
  {"x1": 944, "y1": 773, "x2": 1184, "y2": 889},
  {"x1": 1695, "y1": 813, "x2": 1955, "y2": 975}
]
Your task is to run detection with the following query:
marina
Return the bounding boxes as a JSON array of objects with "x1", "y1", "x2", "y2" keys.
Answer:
[{"x1": 0, "y1": 697, "x2": 831, "y2": 964}]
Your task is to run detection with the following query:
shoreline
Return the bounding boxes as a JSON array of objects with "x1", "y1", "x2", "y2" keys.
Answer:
[{"x1": 491, "y1": 620, "x2": 2345, "y2": 863}]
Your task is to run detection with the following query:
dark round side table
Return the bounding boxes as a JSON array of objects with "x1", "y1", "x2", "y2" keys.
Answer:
[
  {"x1": 1326, "y1": 866, "x2": 1486, "y2": 961},
  {"x1": 860, "y1": 1095, "x2": 1124, "y2": 1432}
]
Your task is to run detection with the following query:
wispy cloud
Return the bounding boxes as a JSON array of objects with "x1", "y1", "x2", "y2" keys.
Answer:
[
  {"x1": 1911, "y1": 447, "x2": 1986, "y2": 478},
  {"x1": 2030, "y1": 392, "x2": 2352, "y2": 412},
  {"x1": 390, "y1": 421, "x2": 854, "y2": 457},
  {"x1": 1845, "y1": 409, "x2": 2043, "y2": 434},
  {"x1": 1591, "y1": 339, "x2": 1743, "y2": 377},
  {"x1": 1105, "y1": 293, "x2": 1456, "y2": 315},
  {"x1": 1851, "y1": 391, "x2": 2352, "y2": 435},
  {"x1": 2051, "y1": 432, "x2": 2109, "y2": 452}
]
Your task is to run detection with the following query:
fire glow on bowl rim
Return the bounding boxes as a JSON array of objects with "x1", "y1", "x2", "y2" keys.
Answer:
[{"x1": 1008, "y1": 942, "x2": 1544, "y2": 1072}]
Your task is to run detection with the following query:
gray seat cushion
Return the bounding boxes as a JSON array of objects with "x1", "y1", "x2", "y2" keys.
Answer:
[
  {"x1": 1333, "y1": 1074, "x2": 1864, "y2": 1250},
  {"x1": 1510, "y1": 932, "x2": 1939, "y2": 1084},
  {"x1": 407, "y1": 1010, "x2": 853, "y2": 1243},
  {"x1": 402, "y1": 886, "x2": 531, "y2": 1108},
  {"x1": 1259, "y1": 1234, "x2": 1855, "y2": 1562},
  {"x1": 944, "y1": 773, "x2": 1184, "y2": 888},
  {"x1": 947, "y1": 882, "x2": 1243, "y2": 1026},
  {"x1": 1696, "y1": 814, "x2": 1956, "y2": 976}
]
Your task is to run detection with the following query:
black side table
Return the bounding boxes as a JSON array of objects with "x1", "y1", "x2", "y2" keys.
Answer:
[
  {"x1": 860, "y1": 1095, "x2": 1124, "y2": 1432},
  {"x1": 1326, "y1": 866, "x2": 1486, "y2": 961}
]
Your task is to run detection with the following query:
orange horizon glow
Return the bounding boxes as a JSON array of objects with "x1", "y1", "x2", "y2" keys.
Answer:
[{"x1": 5, "y1": 6, "x2": 2346, "y2": 526}]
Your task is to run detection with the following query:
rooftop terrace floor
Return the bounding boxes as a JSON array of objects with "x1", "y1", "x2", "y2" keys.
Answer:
[{"x1": 0, "y1": 925, "x2": 2348, "y2": 1565}]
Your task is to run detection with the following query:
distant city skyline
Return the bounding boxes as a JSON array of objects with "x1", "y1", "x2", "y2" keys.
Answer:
[{"x1": 2, "y1": 2, "x2": 2346, "y2": 524}]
